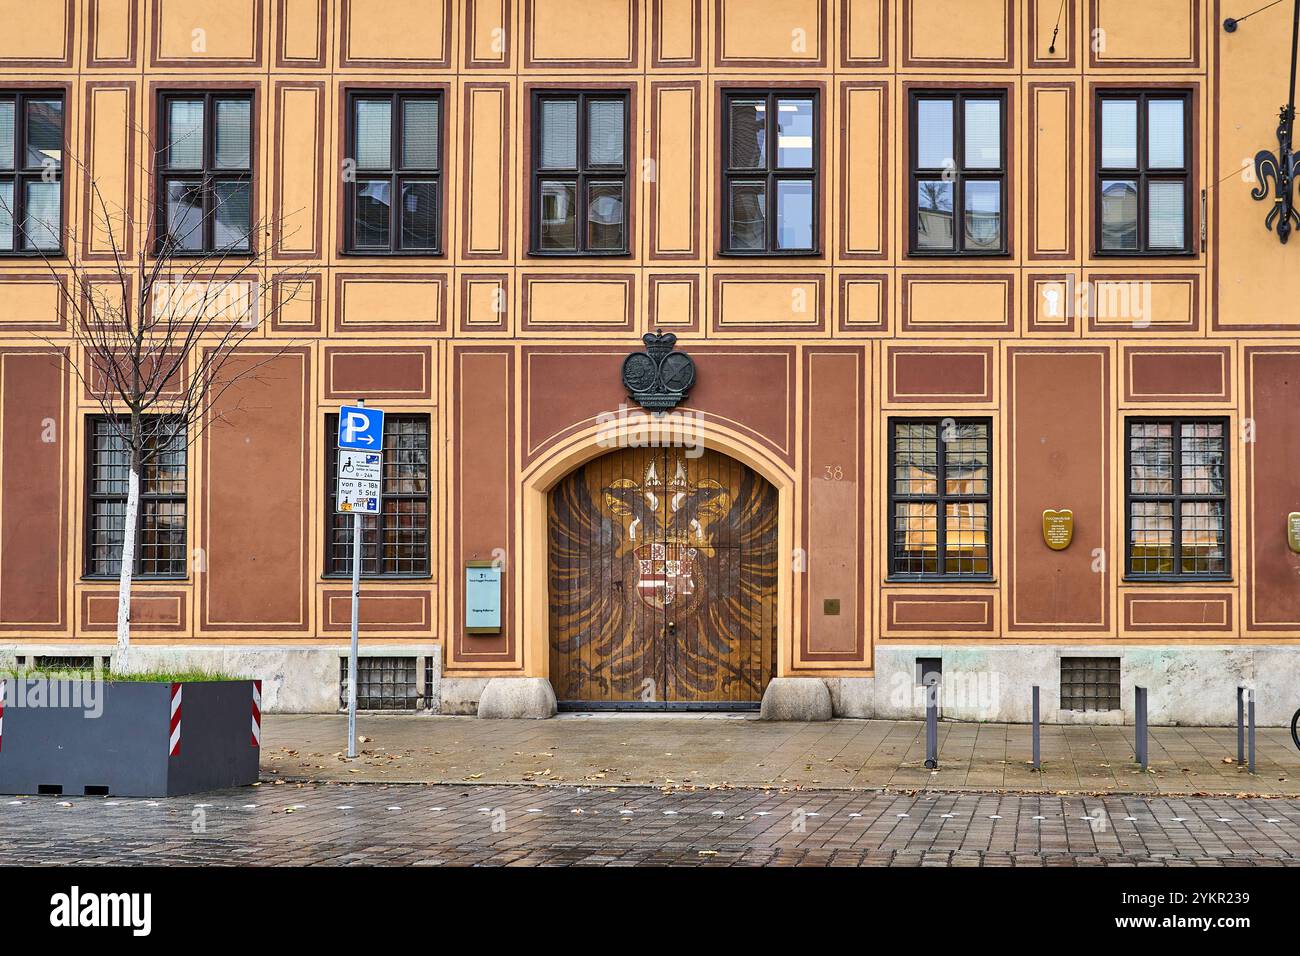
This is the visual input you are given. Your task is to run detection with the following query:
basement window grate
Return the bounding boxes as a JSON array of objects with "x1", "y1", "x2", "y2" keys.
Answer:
[
  {"x1": 339, "y1": 656, "x2": 418, "y2": 711},
  {"x1": 34, "y1": 656, "x2": 107, "y2": 674},
  {"x1": 1060, "y1": 657, "x2": 1121, "y2": 712},
  {"x1": 423, "y1": 656, "x2": 435, "y2": 710}
]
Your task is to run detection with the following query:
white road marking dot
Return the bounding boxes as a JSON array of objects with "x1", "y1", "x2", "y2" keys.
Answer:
[
  {"x1": 386, "y1": 806, "x2": 402, "y2": 811},
  {"x1": 989, "y1": 815, "x2": 1002, "y2": 820},
  {"x1": 1032, "y1": 816, "x2": 1046, "y2": 821},
  {"x1": 242, "y1": 805, "x2": 258, "y2": 810},
  {"x1": 525, "y1": 809, "x2": 541, "y2": 813},
  {"x1": 336, "y1": 806, "x2": 353, "y2": 811},
  {"x1": 711, "y1": 811, "x2": 724, "y2": 816},
  {"x1": 1215, "y1": 817, "x2": 1232, "y2": 823},
  {"x1": 897, "y1": 813, "x2": 910, "y2": 818},
  {"x1": 848, "y1": 813, "x2": 862, "y2": 818},
  {"x1": 1170, "y1": 818, "x2": 1186, "y2": 823},
  {"x1": 619, "y1": 810, "x2": 634, "y2": 815},
  {"x1": 940, "y1": 814, "x2": 955, "y2": 819},
  {"x1": 1124, "y1": 816, "x2": 1139, "y2": 821},
  {"x1": 756, "y1": 812, "x2": 771, "y2": 817},
  {"x1": 664, "y1": 810, "x2": 678, "y2": 816},
  {"x1": 1266, "y1": 818, "x2": 1282, "y2": 824}
]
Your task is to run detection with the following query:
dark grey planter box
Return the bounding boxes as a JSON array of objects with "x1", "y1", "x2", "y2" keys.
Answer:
[{"x1": 0, "y1": 679, "x2": 260, "y2": 797}]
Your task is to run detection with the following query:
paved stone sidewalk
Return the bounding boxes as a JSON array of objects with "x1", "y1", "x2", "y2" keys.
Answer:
[
  {"x1": 262, "y1": 714, "x2": 1300, "y2": 796},
  {"x1": 0, "y1": 783, "x2": 1296, "y2": 866}
]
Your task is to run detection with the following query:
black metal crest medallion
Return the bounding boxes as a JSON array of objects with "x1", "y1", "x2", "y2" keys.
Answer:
[{"x1": 621, "y1": 331, "x2": 696, "y2": 411}]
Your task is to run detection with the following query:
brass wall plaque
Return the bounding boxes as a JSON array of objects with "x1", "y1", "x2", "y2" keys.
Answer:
[
  {"x1": 1289, "y1": 512, "x2": 1300, "y2": 553},
  {"x1": 1042, "y1": 509, "x2": 1074, "y2": 551}
]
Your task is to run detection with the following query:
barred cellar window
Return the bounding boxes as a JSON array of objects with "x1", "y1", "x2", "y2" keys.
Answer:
[
  {"x1": 888, "y1": 419, "x2": 993, "y2": 579},
  {"x1": 720, "y1": 89, "x2": 818, "y2": 254},
  {"x1": 155, "y1": 91, "x2": 254, "y2": 253},
  {"x1": 1126, "y1": 418, "x2": 1230, "y2": 578},
  {"x1": 530, "y1": 90, "x2": 629, "y2": 255},
  {"x1": 0, "y1": 91, "x2": 64, "y2": 253},
  {"x1": 344, "y1": 90, "x2": 443, "y2": 253},
  {"x1": 85, "y1": 417, "x2": 188, "y2": 578},
  {"x1": 1095, "y1": 90, "x2": 1193, "y2": 255},
  {"x1": 325, "y1": 414, "x2": 430, "y2": 577},
  {"x1": 909, "y1": 90, "x2": 1007, "y2": 255}
]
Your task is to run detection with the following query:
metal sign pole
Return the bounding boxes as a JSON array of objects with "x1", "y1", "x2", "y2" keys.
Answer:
[{"x1": 346, "y1": 399, "x2": 365, "y2": 760}]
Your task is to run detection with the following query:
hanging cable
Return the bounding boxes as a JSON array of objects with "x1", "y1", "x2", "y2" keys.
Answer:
[
  {"x1": 1048, "y1": 0, "x2": 1066, "y2": 53},
  {"x1": 1224, "y1": 0, "x2": 1285, "y2": 31}
]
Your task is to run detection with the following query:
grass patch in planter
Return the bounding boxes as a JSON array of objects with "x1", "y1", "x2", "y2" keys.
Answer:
[{"x1": 0, "y1": 671, "x2": 262, "y2": 797}]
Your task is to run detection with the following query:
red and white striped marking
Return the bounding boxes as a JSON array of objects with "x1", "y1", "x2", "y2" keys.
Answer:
[
  {"x1": 168, "y1": 682, "x2": 182, "y2": 757},
  {"x1": 251, "y1": 680, "x2": 262, "y2": 748}
]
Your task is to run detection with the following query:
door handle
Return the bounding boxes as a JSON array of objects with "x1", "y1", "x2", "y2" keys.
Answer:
[{"x1": 666, "y1": 621, "x2": 676, "y2": 631}]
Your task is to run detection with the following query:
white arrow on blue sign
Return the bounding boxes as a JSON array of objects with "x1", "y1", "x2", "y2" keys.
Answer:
[{"x1": 337, "y1": 405, "x2": 385, "y2": 451}]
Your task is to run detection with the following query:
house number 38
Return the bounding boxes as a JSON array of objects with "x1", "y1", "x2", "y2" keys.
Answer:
[{"x1": 822, "y1": 465, "x2": 844, "y2": 481}]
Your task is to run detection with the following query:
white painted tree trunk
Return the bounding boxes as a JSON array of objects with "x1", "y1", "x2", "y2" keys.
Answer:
[{"x1": 115, "y1": 464, "x2": 140, "y2": 674}]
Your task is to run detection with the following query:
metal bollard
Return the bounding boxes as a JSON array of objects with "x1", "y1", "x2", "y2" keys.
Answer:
[
  {"x1": 1237, "y1": 686, "x2": 1246, "y2": 766},
  {"x1": 924, "y1": 678, "x2": 939, "y2": 769},
  {"x1": 1134, "y1": 686, "x2": 1149, "y2": 771},
  {"x1": 1248, "y1": 689, "x2": 1256, "y2": 775},
  {"x1": 1031, "y1": 685, "x2": 1041, "y2": 771}
]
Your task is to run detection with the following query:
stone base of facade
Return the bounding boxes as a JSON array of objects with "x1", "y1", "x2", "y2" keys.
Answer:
[
  {"x1": 3, "y1": 643, "x2": 1295, "y2": 724},
  {"x1": 759, "y1": 677, "x2": 833, "y2": 721},
  {"x1": 477, "y1": 678, "x2": 558, "y2": 719}
]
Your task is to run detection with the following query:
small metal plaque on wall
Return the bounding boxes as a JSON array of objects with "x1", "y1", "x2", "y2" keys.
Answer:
[
  {"x1": 1042, "y1": 509, "x2": 1074, "y2": 551},
  {"x1": 465, "y1": 560, "x2": 502, "y2": 634},
  {"x1": 1289, "y1": 512, "x2": 1300, "y2": 553}
]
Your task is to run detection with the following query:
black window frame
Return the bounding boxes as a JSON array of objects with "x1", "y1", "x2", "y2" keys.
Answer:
[
  {"x1": 719, "y1": 88, "x2": 821, "y2": 256},
  {"x1": 1094, "y1": 89, "x2": 1194, "y2": 257},
  {"x1": 529, "y1": 88, "x2": 631, "y2": 257},
  {"x1": 83, "y1": 415, "x2": 188, "y2": 581},
  {"x1": 1124, "y1": 416, "x2": 1231, "y2": 582},
  {"x1": 343, "y1": 89, "x2": 445, "y2": 256},
  {"x1": 0, "y1": 89, "x2": 65, "y2": 257},
  {"x1": 324, "y1": 413, "x2": 432, "y2": 579},
  {"x1": 907, "y1": 89, "x2": 1009, "y2": 258},
  {"x1": 154, "y1": 89, "x2": 255, "y2": 256},
  {"x1": 887, "y1": 417, "x2": 994, "y2": 582}
]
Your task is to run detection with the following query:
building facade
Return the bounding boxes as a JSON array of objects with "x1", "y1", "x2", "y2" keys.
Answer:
[{"x1": 1, "y1": 0, "x2": 1298, "y2": 724}]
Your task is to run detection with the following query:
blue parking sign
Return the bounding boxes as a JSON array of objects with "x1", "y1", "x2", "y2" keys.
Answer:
[{"x1": 337, "y1": 405, "x2": 385, "y2": 451}]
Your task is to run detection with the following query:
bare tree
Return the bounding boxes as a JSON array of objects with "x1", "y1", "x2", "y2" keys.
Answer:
[{"x1": 7, "y1": 114, "x2": 310, "y2": 672}]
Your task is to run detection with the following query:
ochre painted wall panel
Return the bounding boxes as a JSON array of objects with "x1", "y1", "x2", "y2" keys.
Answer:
[
  {"x1": 902, "y1": 0, "x2": 1014, "y2": 68},
  {"x1": 1027, "y1": 83, "x2": 1074, "y2": 261},
  {"x1": 715, "y1": 0, "x2": 826, "y2": 68},
  {"x1": 341, "y1": 0, "x2": 450, "y2": 68},
  {"x1": 649, "y1": 81, "x2": 701, "y2": 259},
  {"x1": 461, "y1": 82, "x2": 510, "y2": 259},
  {"x1": 200, "y1": 349, "x2": 311, "y2": 631},
  {"x1": 525, "y1": 0, "x2": 636, "y2": 67},
  {"x1": 839, "y1": 81, "x2": 888, "y2": 260},
  {"x1": 1007, "y1": 348, "x2": 1111, "y2": 632},
  {"x1": 0, "y1": 351, "x2": 68, "y2": 630},
  {"x1": 152, "y1": 0, "x2": 263, "y2": 66},
  {"x1": 1089, "y1": 0, "x2": 1199, "y2": 69},
  {"x1": 88, "y1": 0, "x2": 138, "y2": 67}
]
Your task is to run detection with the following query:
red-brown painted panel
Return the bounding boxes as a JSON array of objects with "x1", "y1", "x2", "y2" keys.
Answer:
[
  {"x1": 887, "y1": 346, "x2": 994, "y2": 403},
  {"x1": 1008, "y1": 348, "x2": 1111, "y2": 631},
  {"x1": 453, "y1": 347, "x2": 515, "y2": 662},
  {"x1": 323, "y1": 346, "x2": 433, "y2": 401},
  {"x1": 1245, "y1": 348, "x2": 1300, "y2": 629},
  {"x1": 201, "y1": 349, "x2": 311, "y2": 630},
  {"x1": 801, "y1": 347, "x2": 866, "y2": 661},
  {"x1": 521, "y1": 345, "x2": 795, "y2": 467},
  {"x1": 0, "y1": 350, "x2": 67, "y2": 629},
  {"x1": 1124, "y1": 347, "x2": 1230, "y2": 403}
]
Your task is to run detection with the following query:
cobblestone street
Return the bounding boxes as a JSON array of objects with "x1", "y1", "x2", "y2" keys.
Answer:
[{"x1": 1, "y1": 783, "x2": 1297, "y2": 867}]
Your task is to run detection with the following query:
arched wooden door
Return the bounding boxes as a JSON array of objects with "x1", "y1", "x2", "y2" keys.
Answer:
[{"x1": 547, "y1": 446, "x2": 778, "y2": 709}]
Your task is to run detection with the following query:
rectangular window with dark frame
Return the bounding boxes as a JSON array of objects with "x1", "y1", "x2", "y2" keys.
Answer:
[
  {"x1": 0, "y1": 91, "x2": 64, "y2": 253},
  {"x1": 530, "y1": 90, "x2": 629, "y2": 255},
  {"x1": 155, "y1": 91, "x2": 253, "y2": 254},
  {"x1": 85, "y1": 417, "x2": 188, "y2": 579},
  {"x1": 325, "y1": 414, "x2": 430, "y2": 577},
  {"x1": 1095, "y1": 90, "x2": 1192, "y2": 255},
  {"x1": 345, "y1": 91, "x2": 443, "y2": 254},
  {"x1": 1126, "y1": 418, "x2": 1229, "y2": 579},
  {"x1": 889, "y1": 419, "x2": 992, "y2": 579},
  {"x1": 721, "y1": 90, "x2": 818, "y2": 255},
  {"x1": 909, "y1": 90, "x2": 1007, "y2": 256}
]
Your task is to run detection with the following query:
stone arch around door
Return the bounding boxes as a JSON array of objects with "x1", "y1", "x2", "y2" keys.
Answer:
[{"x1": 519, "y1": 422, "x2": 796, "y2": 709}]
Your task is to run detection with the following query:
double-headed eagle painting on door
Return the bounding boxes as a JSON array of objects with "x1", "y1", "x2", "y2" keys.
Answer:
[{"x1": 548, "y1": 446, "x2": 778, "y2": 707}]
